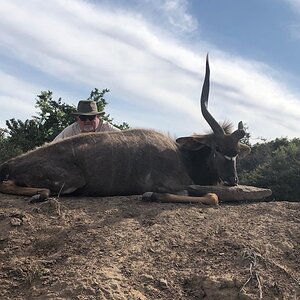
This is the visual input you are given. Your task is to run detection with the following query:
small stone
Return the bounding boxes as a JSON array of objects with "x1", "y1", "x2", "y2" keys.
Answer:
[
  {"x1": 144, "y1": 285, "x2": 160, "y2": 295},
  {"x1": 157, "y1": 278, "x2": 169, "y2": 289},
  {"x1": 10, "y1": 217, "x2": 22, "y2": 226}
]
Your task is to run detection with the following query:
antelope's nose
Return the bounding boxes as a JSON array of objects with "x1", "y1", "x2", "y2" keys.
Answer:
[{"x1": 223, "y1": 177, "x2": 238, "y2": 186}]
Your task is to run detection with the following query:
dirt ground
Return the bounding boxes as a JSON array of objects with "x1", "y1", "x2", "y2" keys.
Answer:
[{"x1": 0, "y1": 193, "x2": 299, "y2": 300}]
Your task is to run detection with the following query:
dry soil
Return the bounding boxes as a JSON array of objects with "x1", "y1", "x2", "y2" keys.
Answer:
[{"x1": 0, "y1": 194, "x2": 299, "y2": 299}]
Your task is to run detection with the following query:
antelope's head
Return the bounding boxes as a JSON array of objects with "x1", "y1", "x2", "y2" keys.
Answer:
[{"x1": 177, "y1": 55, "x2": 250, "y2": 186}]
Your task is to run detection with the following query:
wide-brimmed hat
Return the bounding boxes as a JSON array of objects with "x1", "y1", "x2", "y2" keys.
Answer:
[{"x1": 71, "y1": 100, "x2": 105, "y2": 116}]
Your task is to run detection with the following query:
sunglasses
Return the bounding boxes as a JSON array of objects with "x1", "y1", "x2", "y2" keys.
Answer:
[{"x1": 78, "y1": 115, "x2": 97, "y2": 121}]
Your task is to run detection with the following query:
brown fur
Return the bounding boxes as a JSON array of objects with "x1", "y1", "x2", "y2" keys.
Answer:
[{"x1": 0, "y1": 129, "x2": 224, "y2": 205}]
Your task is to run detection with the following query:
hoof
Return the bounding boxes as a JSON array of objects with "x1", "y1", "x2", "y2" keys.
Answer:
[{"x1": 206, "y1": 193, "x2": 219, "y2": 205}]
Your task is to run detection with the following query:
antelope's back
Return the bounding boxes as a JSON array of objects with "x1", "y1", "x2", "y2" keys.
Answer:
[{"x1": 55, "y1": 129, "x2": 191, "y2": 195}]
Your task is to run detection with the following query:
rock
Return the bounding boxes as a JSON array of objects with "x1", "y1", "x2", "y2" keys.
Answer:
[
  {"x1": 10, "y1": 217, "x2": 22, "y2": 226},
  {"x1": 156, "y1": 278, "x2": 169, "y2": 289},
  {"x1": 186, "y1": 185, "x2": 272, "y2": 202}
]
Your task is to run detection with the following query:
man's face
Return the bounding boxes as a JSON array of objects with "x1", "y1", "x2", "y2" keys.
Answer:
[{"x1": 77, "y1": 115, "x2": 100, "y2": 132}]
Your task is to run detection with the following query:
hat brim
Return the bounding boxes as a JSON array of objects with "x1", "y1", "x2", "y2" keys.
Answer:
[{"x1": 71, "y1": 112, "x2": 105, "y2": 116}]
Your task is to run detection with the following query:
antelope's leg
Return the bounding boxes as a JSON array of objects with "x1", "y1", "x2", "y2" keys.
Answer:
[
  {"x1": 0, "y1": 180, "x2": 50, "y2": 200},
  {"x1": 142, "y1": 192, "x2": 219, "y2": 205}
]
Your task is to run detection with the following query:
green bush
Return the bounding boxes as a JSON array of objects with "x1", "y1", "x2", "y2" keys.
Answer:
[{"x1": 238, "y1": 138, "x2": 300, "y2": 201}]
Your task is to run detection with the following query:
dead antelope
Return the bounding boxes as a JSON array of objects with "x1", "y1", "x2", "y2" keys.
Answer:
[{"x1": 0, "y1": 56, "x2": 250, "y2": 205}]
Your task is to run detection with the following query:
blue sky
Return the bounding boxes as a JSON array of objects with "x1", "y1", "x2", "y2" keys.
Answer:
[{"x1": 1, "y1": 0, "x2": 300, "y2": 141}]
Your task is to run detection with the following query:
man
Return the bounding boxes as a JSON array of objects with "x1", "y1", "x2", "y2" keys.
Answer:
[{"x1": 53, "y1": 100, "x2": 120, "y2": 141}]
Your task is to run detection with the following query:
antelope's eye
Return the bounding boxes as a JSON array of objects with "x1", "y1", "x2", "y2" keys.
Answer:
[{"x1": 215, "y1": 146, "x2": 221, "y2": 153}]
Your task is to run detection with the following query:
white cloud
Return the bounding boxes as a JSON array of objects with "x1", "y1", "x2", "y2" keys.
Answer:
[
  {"x1": 282, "y1": 0, "x2": 300, "y2": 38},
  {"x1": 127, "y1": 0, "x2": 198, "y2": 33},
  {"x1": 284, "y1": 0, "x2": 300, "y2": 11},
  {"x1": 0, "y1": 71, "x2": 38, "y2": 113},
  {"x1": 160, "y1": 0, "x2": 198, "y2": 32},
  {"x1": 0, "y1": 0, "x2": 299, "y2": 141}
]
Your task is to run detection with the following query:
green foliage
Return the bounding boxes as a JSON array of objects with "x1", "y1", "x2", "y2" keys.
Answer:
[
  {"x1": 238, "y1": 138, "x2": 300, "y2": 201},
  {"x1": 33, "y1": 90, "x2": 76, "y2": 141},
  {"x1": 0, "y1": 128, "x2": 23, "y2": 163},
  {"x1": 0, "y1": 88, "x2": 129, "y2": 163},
  {"x1": 240, "y1": 123, "x2": 251, "y2": 147}
]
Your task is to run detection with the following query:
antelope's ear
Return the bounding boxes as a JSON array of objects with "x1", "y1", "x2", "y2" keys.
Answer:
[
  {"x1": 176, "y1": 136, "x2": 211, "y2": 151},
  {"x1": 239, "y1": 143, "x2": 251, "y2": 159}
]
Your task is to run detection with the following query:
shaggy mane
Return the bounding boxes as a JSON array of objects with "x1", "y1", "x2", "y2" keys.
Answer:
[{"x1": 192, "y1": 121, "x2": 234, "y2": 138}]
